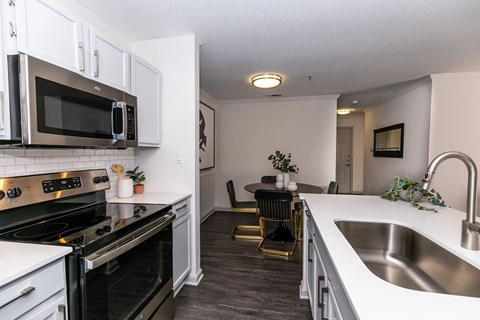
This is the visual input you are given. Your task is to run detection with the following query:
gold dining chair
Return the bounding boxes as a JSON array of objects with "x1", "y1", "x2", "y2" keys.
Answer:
[
  {"x1": 255, "y1": 189, "x2": 301, "y2": 256},
  {"x1": 227, "y1": 180, "x2": 262, "y2": 240}
]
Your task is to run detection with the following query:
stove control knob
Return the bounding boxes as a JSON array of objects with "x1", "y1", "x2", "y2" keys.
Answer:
[
  {"x1": 7, "y1": 187, "x2": 22, "y2": 198},
  {"x1": 103, "y1": 225, "x2": 112, "y2": 233},
  {"x1": 0, "y1": 190, "x2": 5, "y2": 200},
  {"x1": 93, "y1": 176, "x2": 102, "y2": 184},
  {"x1": 95, "y1": 228, "x2": 105, "y2": 236}
]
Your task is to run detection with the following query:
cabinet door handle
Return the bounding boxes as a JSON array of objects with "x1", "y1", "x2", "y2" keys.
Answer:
[
  {"x1": 0, "y1": 286, "x2": 35, "y2": 309},
  {"x1": 78, "y1": 42, "x2": 85, "y2": 71},
  {"x1": 321, "y1": 287, "x2": 330, "y2": 320},
  {"x1": 317, "y1": 275, "x2": 325, "y2": 308},
  {"x1": 93, "y1": 49, "x2": 99, "y2": 77},
  {"x1": 308, "y1": 239, "x2": 313, "y2": 262},
  {"x1": 58, "y1": 304, "x2": 67, "y2": 320}
]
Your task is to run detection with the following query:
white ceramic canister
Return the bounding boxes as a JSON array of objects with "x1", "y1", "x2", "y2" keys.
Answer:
[
  {"x1": 287, "y1": 181, "x2": 298, "y2": 191},
  {"x1": 275, "y1": 181, "x2": 284, "y2": 189},
  {"x1": 118, "y1": 179, "x2": 134, "y2": 198},
  {"x1": 276, "y1": 173, "x2": 284, "y2": 182}
]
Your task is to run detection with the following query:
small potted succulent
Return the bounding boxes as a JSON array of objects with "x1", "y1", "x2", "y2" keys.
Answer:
[
  {"x1": 381, "y1": 176, "x2": 446, "y2": 212},
  {"x1": 126, "y1": 166, "x2": 146, "y2": 194}
]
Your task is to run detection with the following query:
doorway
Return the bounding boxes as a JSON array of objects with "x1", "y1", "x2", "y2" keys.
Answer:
[{"x1": 336, "y1": 127, "x2": 352, "y2": 194}]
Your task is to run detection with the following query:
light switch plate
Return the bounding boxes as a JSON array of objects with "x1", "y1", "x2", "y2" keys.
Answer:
[{"x1": 176, "y1": 151, "x2": 184, "y2": 164}]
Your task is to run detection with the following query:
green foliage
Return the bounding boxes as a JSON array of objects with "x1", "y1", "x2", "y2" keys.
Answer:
[
  {"x1": 381, "y1": 176, "x2": 446, "y2": 212},
  {"x1": 267, "y1": 151, "x2": 300, "y2": 174},
  {"x1": 125, "y1": 166, "x2": 146, "y2": 185}
]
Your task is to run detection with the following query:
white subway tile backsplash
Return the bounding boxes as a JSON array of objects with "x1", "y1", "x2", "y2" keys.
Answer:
[
  {"x1": 58, "y1": 149, "x2": 74, "y2": 156},
  {"x1": 26, "y1": 150, "x2": 45, "y2": 157},
  {"x1": 35, "y1": 157, "x2": 52, "y2": 164},
  {"x1": 0, "y1": 148, "x2": 135, "y2": 198},
  {"x1": 0, "y1": 158, "x2": 16, "y2": 166},
  {"x1": 43, "y1": 150, "x2": 59, "y2": 157},
  {"x1": 16, "y1": 157, "x2": 35, "y2": 165},
  {"x1": 51, "y1": 157, "x2": 66, "y2": 163},
  {"x1": 5, "y1": 165, "x2": 26, "y2": 174},
  {"x1": 4, "y1": 149, "x2": 26, "y2": 157},
  {"x1": 26, "y1": 164, "x2": 45, "y2": 172}
]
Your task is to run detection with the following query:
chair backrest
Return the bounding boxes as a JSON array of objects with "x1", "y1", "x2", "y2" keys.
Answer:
[
  {"x1": 327, "y1": 181, "x2": 339, "y2": 194},
  {"x1": 226, "y1": 180, "x2": 238, "y2": 208},
  {"x1": 261, "y1": 175, "x2": 276, "y2": 183},
  {"x1": 255, "y1": 189, "x2": 293, "y2": 221}
]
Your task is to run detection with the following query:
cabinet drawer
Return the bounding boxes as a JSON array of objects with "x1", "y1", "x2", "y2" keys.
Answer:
[
  {"x1": 0, "y1": 260, "x2": 65, "y2": 319},
  {"x1": 173, "y1": 199, "x2": 190, "y2": 219}
]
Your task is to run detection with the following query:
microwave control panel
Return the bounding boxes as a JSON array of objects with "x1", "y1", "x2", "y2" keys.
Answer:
[{"x1": 127, "y1": 106, "x2": 136, "y2": 141}]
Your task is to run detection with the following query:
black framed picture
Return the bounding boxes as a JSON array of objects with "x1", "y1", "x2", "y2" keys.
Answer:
[
  {"x1": 373, "y1": 123, "x2": 404, "y2": 158},
  {"x1": 199, "y1": 101, "x2": 215, "y2": 170}
]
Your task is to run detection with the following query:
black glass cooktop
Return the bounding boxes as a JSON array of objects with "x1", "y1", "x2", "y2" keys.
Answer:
[{"x1": 0, "y1": 202, "x2": 171, "y2": 251}]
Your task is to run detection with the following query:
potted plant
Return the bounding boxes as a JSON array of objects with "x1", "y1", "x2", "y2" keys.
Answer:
[
  {"x1": 268, "y1": 151, "x2": 300, "y2": 186},
  {"x1": 125, "y1": 166, "x2": 146, "y2": 194},
  {"x1": 381, "y1": 176, "x2": 446, "y2": 212}
]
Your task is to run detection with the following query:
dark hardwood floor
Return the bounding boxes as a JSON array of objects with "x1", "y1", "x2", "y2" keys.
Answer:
[{"x1": 174, "y1": 211, "x2": 312, "y2": 319}]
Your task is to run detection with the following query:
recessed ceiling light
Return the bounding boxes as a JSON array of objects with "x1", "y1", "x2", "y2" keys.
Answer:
[
  {"x1": 336, "y1": 108, "x2": 351, "y2": 115},
  {"x1": 251, "y1": 74, "x2": 282, "y2": 89}
]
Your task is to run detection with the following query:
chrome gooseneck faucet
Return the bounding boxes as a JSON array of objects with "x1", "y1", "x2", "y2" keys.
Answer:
[{"x1": 422, "y1": 151, "x2": 480, "y2": 250}]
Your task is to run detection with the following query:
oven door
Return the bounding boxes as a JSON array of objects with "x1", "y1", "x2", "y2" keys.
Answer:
[{"x1": 80, "y1": 217, "x2": 173, "y2": 320}]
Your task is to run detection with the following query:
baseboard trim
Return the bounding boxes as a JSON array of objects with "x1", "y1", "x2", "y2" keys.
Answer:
[{"x1": 184, "y1": 268, "x2": 204, "y2": 286}]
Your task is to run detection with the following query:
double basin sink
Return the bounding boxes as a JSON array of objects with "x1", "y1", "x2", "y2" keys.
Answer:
[{"x1": 335, "y1": 220, "x2": 480, "y2": 298}]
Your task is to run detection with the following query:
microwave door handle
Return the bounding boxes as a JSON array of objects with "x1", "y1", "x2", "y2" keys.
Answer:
[{"x1": 111, "y1": 102, "x2": 125, "y2": 141}]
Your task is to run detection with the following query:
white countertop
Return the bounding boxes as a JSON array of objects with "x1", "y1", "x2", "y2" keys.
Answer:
[
  {"x1": 108, "y1": 192, "x2": 191, "y2": 205},
  {"x1": 301, "y1": 194, "x2": 480, "y2": 320},
  {"x1": 0, "y1": 242, "x2": 71, "y2": 287}
]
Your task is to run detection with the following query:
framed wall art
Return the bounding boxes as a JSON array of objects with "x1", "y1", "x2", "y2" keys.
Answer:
[{"x1": 199, "y1": 102, "x2": 215, "y2": 170}]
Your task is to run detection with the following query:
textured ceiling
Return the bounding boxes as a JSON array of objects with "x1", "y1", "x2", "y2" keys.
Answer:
[{"x1": 77, "y1": 0, "x2": 480, "y2": 108}]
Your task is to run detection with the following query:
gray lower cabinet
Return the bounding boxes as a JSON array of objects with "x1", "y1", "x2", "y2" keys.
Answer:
[
  {"x1": 172, "y1": 197, "x2": 192, "y2": 295},
  {"x1": 303, "y1": 202, "x2": 356, "y2": 320},
  {"x1": 0, "y1": 259, "x2": 68, "y2": 319}
]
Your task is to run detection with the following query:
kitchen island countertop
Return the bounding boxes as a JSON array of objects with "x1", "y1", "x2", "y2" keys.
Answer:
[{"x1": 301, "y1": 194, "x2": 480, "y2": 320}]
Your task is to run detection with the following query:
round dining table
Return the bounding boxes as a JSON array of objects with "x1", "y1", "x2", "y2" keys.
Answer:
[{"x1": 244, "y1": 182, "x2": 323, "y2": 196}]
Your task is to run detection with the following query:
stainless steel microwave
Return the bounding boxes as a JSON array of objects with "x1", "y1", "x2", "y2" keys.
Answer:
[{"x1": 4, "y1": 54, "x2": 137, "y2": 148}]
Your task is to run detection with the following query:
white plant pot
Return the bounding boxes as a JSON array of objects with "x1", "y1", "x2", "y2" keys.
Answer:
[
  {"x1": 276, "y1": 173, "x2": 284, "y2": 182},
  {"x1": 283, "y1": 173, "x2": 290, "y2": 186},
  {"x1": 275, "y1": 181, "x2": 284, "y2": 189},
  {"x1": 399, "y1": 190, "x2": 423, "y2": 202}
]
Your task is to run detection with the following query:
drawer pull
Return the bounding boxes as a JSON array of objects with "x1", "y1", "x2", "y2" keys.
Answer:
[
  {"x1": 0, "y1": 286, "x2": 35, "y2": 309},
  {"x1": 176, "y1": 204, "x2": 188, "y2": 211},
  {"x1": 58, "y1": 304, "x2": 67, "y2": 320}
]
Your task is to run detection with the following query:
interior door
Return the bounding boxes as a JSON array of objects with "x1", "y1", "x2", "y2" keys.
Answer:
[{"x1": 336, "y1": 127, "x2": 352, "y2": 194}]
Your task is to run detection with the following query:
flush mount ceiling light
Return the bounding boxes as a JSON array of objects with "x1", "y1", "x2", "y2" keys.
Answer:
[
  {"x1": 251, "y1": 74, "x2": 282, "y2": 89},
  {"x1": 336, "y1": 108, "x2": 351, "y2": 115}
]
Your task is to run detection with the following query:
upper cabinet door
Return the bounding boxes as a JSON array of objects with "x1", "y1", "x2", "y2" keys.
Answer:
[
  {"x1": 89, "y1": 27, "x2": 130, "y2": 92},
  {"x1": 131, "y1": 55, "x2": 162, "y2": 147},
  {"x1": 15, "y1": 0, "x2": 85, "y2": 74}
]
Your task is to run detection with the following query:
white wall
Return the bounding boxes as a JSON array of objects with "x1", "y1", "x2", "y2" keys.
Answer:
[
  {"x1": 132, "y1": 34, "x2": 203, "y2": 285},
  {"x1": 215, "y1": 96, "x2": 338, "y2": 209},
  {"x1": 429, "y1": 72, "x2": 480, "y2": 213},
  {"x1": 199, "y1": 90, "x2": 217, "y2": 221},
  {"x1": 337, "y1": 114, "x2": 365, "y2": 193},
  {"x1": 364, "y1": 78, "x2": 432, "y2": 195}
]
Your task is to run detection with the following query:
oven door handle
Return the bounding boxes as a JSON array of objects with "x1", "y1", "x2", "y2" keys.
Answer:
[{"x1": 84, "y1": 214, "x2": 174, "y2": 272}]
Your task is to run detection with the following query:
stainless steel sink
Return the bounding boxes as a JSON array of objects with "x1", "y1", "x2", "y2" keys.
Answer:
[{"x1": 335, "y1": 220, "x2": 480, "y2": 298}]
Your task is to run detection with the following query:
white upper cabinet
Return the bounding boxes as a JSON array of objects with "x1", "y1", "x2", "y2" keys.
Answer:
[
  {"x1": 14, "y1": 0, "x2": 130, "y2": 92},
  {"x1": 131, "y1": 54, "x2": 162, "y2": 147},
  {"x1": 89, "y1": 27, "x2": 130, "y2": 92},
  {"x1": 15, "y1": 0, "x2": 85, "y2": 74}
]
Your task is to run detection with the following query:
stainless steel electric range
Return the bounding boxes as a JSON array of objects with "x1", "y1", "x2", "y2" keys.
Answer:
[{"x1": 0, "y1": 169, "x2": 174, "y2": 320}]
